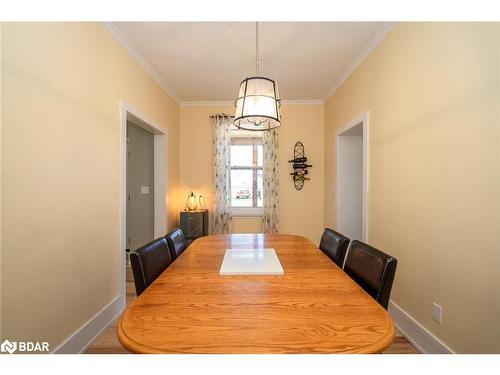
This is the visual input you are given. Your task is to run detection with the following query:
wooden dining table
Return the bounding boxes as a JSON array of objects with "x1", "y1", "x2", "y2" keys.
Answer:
[{"x1": 117, "y1": 233, "x2": 395, "y2": 353}]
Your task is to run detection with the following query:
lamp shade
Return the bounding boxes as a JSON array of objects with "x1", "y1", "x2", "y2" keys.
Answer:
[
  {"x1": 185, "y1": 191, "x2": 197, "y2": 211},
  {"x1": 234, "y1": 76, "x2": 281, "y2": 131}
]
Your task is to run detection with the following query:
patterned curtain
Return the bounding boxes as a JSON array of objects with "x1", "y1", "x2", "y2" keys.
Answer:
[
  {"x1": 212, "y1": 115, "x2": 232, "y2": 234},
  {"x1": 262, "y1": 129, "x2": 279, "y2": 233}
]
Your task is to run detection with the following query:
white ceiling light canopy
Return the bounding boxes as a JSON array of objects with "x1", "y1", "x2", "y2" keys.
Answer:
[{"x1": 234, "y1": 22, "x2": 281, "y2": 131}]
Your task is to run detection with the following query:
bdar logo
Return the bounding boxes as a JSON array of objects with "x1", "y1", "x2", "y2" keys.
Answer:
[
  {"x1": 0, "y1": 339, "x2": 49, "y2": 353},
  {"x1": 1, "y1": 340, "x2": 17, "y2": 354}
]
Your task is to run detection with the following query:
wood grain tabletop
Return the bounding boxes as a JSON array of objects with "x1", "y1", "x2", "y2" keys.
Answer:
[{"x1": 117, "y1": 234, "x2": 395, "y2": 353}]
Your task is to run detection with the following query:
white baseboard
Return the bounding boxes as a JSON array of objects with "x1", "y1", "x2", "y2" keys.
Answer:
[
  {"x1": 388, "y1": 300, "x2": 454, "y2": 354},
  {"x1": 54, "y1": 295, "x2": 125, "y2": 354}
]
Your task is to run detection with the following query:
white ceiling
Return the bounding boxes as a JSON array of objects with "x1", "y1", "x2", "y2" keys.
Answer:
[{"x1": 108, "y1": 22, "x2": 392, "y2": 103}]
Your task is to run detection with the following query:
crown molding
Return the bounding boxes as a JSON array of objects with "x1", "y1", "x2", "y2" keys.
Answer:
[
  {"x1": 322, "y1": 22, "x2": 396, "y2": 103},
  {"x1": 105, "y1": 21, "x2": 394, "y2": 106},
  {"x1": 180, "y1": 99, "x2": 324, "y2": 106},
  {"x1": 180, "y1": 101, "x2": 234, "y2": 106},
  {"x1": 281, "y1": 99, "x2": 323, "y2": 105},
  {"x1": 104, "y1": 22, "x2": 180, "y2": 103}
]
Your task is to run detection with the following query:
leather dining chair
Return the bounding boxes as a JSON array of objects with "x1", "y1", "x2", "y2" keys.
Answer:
[
  {"x1": 343, "y1": 240, "x2": 397, "y2": 309},
  {"x1": 319, "y1": 228, "x2": 350, "y2": 268},
  {"x1": 130, "y1": 237, "x2": 173, "y2": 296},
  {"x1": 165, "y1": 228, "x2": 190, "y2": 261}
]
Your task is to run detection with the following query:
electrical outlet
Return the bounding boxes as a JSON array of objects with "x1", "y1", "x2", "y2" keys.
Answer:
[{"x1": 433, "y1": 302, "x2": 442, "y2": 324}]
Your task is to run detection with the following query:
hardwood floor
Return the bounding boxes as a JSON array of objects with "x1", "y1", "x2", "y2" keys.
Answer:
[{"x1": 85, "y1": 255, "x2": 419, "y2": 354}]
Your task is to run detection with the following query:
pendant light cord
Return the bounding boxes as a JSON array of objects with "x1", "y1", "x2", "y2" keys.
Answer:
[{"x1": 255, "y1": 21, "x2": 259, "y2": 77}]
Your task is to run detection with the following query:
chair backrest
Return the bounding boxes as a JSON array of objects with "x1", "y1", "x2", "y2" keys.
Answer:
[
  {"x1": 130, "y1": 237, "x2": 172, "y2": 296},
  {"x1": 165, "y1": 228, "x2": 188, "y2": 260},
  {"x1": 319, "y1": 228, "x2": 350, "y2": 268},
  {"x1": 343, "y1": 240, "x2": 397, "y2": 309}
]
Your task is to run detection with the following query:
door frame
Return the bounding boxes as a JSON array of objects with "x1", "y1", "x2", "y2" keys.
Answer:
[
  {"x1": 335, "y1": 111, "x2": 369, "y2": 242},
  {"x1": 119, "y1": 100, "x2": 168, "y2": 303}
]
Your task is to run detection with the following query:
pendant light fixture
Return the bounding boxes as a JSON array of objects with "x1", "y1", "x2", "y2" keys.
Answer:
[{"x1": 234, "y1": 22, "x2": 281, "y2": 131}]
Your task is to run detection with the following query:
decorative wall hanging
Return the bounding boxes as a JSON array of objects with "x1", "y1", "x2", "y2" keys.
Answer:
[{"x1": 289, "y1": 141, "x2": 312, "y2": 191}]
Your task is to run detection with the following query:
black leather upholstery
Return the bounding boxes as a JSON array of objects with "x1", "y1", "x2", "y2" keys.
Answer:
[
  {"x1": 165, "y1": 228, "x2": 189, "y2": 260},
  {"x1": 130, "y1": 237, "x2": 172, "y2": 296},
  {"x1": 319, "y1": 228, "x2": 350, "y2": 268},
  {"x1": 343, "y1": 240, "x2": 397, "y2": 309}
]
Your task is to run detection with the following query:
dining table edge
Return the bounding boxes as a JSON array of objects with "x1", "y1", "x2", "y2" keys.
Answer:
[{"x1": 117, "y1": 233, "x2": 397, "y2": 354}]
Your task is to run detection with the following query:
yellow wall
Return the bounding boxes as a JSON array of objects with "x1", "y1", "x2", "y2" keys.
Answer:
[
  {"x1": 1, "y1": 23, "x2": 180, "y2": 349},
  {"x1": 0, "y1": 22, "x2": 3, "y2": 340},
  {"x1": 324, "y1": 23, "x2": 500, "y2": 353},
  {"x1": 180, "y1": 103, "x2": 324, "y2": 243},
  {"x1": 3, "y1": 21, "x2": 497, "y2": 354}
]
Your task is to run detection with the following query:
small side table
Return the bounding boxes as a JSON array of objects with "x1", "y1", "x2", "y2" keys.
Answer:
[{"x1": 180, "y1": 209, "x2": 209, "y2": 240}]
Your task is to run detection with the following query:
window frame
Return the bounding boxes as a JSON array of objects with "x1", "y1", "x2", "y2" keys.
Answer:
[{"x1": 230, "y1": 135, "x2": 264, "y2": 217}]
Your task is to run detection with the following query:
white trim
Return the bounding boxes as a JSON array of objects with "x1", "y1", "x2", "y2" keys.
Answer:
[
  {"x1": 281, "y1": 99, "x2": 323, "y2": 105},
  {"x1": 120, "y1": 100, "x2": 168, "y2": 302},
  {"x1": 119, "y1": 103, "x2": 127, "y2": 301},
  {"x1": 104, "y1": 22, "x2": 179, "y2": 103},
  {"x1": 322, "y1": 23, "x2": 395, "y2": 103},
  {"x1": 389, "y1": 300, "x2": 454, "y2": 354},
  {"x1": 336, "y1": 111, "x2": 369, "y2": 242},
  {"x1": 180, "y1": 100, "x2": 234, "y2": 106},
  {"x1": 105, "y1": 20, "x2": 394, "y2": 106},
  {"x1": 231, "y1": 207, "x2": 264, "y2": 217},
  {"x1": 54, "y1": 295, "x2": 124, "y2": 354},
  {"x1": 180, "y1": 99, "x2": 324, "y2": 106},
  {"x1": 153, "y1": 135, "x2": 167, "y2": 237}
]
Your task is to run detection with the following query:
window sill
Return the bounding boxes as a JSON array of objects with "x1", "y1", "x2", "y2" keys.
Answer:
[{"x1": 231, "y1": 207, "x2": 264, "y2": 217}]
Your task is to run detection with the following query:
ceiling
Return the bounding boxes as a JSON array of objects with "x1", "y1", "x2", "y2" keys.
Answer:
[{"x1": 108, "y1": 22, "x2": 392, "y2": 103}]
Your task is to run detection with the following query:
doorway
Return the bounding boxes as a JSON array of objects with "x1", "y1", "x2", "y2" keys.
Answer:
[
  {"x1": 336, "y1": 112, "x2": 368, "y2": 242},
  {"x1": 119, "y1": 100, "x2": 167, "y2": 307},
  {"x1": 126, "y1": 121, "x2": 155, "y2": 251}
]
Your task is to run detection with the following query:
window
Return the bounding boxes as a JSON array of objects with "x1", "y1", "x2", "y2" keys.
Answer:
[{"x1": 230, "y1": 136, "x2": 263, "y2": 214}]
